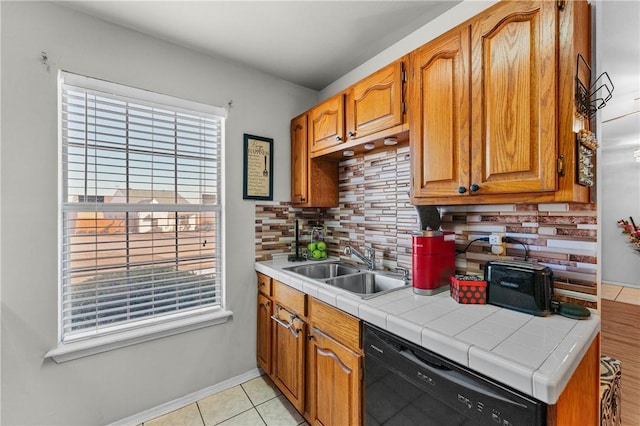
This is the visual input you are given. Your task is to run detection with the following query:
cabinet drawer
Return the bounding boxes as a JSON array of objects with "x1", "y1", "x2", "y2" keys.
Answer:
[
  {"x1": 257, "y1": 272, "x2": 272, "y2": 296},
  {"x1": 308, "y1": 297, "x2": 361, "y2": 353},
  {"x1": 272, "y1": 280, "x2": 306, "y2": 316}
]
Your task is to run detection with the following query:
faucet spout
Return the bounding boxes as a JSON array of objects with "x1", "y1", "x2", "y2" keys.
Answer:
[{"x1": 344, "y1": 244, "x2": 376, "y2": 270}]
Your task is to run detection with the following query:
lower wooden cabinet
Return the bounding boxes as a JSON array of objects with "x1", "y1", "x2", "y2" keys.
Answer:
[
  {"x1": 546, "y1": 334, "x2": 600, "y2": 425},
  {"x1": 256, "y1": 293, "x2": 272, "y2": 374},
  {"x1": 256, "y1": 277, "x2": 308, "y2": 414},
  {"x1": 257, "y1": 272, "x2": 598, "y2": 426},
  {"x1": 271, "y1": 303, "x2": 306, "y2": 412},
  {"x1": 256, "y1": 273, "x2": 363, "y2": 425},
  {"x1": 306, "y1": 326, "x2": 362, "y2": 426}
]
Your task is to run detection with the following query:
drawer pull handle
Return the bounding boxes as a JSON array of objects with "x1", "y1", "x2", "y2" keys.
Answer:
[{"x1": 271, "y1": 305, "x2": 302, "y2": 338}]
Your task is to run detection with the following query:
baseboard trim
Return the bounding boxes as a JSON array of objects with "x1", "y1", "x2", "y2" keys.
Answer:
[{"x1": 109, "y1": 368, "x2": 263, "y2": 426}]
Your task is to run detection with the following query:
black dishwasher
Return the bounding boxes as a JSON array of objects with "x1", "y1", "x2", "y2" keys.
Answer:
[{"x1": 364, "y1": 323, "x2": 546, "y2": 426}]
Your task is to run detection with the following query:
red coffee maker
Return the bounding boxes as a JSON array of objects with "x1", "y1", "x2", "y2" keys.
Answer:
[{"x1": 412, "y1": 231, "x2": 456, "y2": 295}]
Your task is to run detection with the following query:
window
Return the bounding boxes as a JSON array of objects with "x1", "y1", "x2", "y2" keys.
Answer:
[{"x1": 58, "y1": 72, "x2": 226, "y2": 344}]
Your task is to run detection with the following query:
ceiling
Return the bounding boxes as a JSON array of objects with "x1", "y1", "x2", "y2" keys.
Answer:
[{"x1": 56, "y1": 1, "x2": 461, "y2": 91}]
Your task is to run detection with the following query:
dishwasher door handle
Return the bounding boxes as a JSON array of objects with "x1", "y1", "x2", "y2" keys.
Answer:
[{"x1": 400, "y1": 348, "x2": 528, "y2": 409}]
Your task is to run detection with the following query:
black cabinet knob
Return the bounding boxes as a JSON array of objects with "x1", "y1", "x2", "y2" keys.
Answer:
[
  {"x1": 470, "y1": 184, "x2": 480, "y2": 192},
  {"x1": 457, "y1": 186, "x2": 467, "y2": 194}
]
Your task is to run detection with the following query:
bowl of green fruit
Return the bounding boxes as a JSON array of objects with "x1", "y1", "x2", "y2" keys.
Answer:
[{"x1": 307, "y1": 240, "x2": 328, "y2": 260}]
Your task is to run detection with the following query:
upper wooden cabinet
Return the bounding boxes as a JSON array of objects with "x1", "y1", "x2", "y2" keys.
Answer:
[
  {"x1": 291, "y1": 113, "x2": 309, "y2": 204},
  {"x1": 290, "y1": 112, "x2": 338, "y2": 207},
  {"x1": 345, "y1": 60, "x2": 406, "y2": 142},
  {"x1": 470, "y1": 0, "x2": 557, "y2": 196},
  {"x1": 411, "y1": 0, "x2": 592, "y2": 205},
  {"x1": 307, "y1": 58, "x2": 409, "y2": 159},
  {"x1": 309, "y1": 94, "x2": 345, "y2": 154},
  {"x1": 410, "y1": 25, "x2": 471, "y2": 199}
]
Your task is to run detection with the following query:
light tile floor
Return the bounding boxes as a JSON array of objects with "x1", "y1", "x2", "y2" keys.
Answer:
[
  {"x1": 143, "y1": 375, "x2": 308, "y2": 426},
  {"x1": 601, "y1": 283, "x2": 640, "y2": 305}
]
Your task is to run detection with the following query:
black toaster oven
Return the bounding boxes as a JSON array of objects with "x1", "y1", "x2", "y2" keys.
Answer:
[{"x1": 484, "y1": 261, "x2": 554, "y2": 316}]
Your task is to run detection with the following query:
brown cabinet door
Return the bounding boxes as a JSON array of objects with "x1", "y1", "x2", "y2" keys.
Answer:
[
  {"x1": 290, "y1": 113, "x2": 308, "y2": 204},
  {"x1": 346, "y1": 60, "x2": 405, "y2": 141},
  {"x1": 307, "y1": 327, "x2": 361, "y2": 426},
  {"x1": 309, "y1": 94, "x2": 345, "y2": 154},
  {"x1": 257, "y1": 272, "x2": 272, "y2": 296},
  {"x1": 410, "y1": 25, "x2": 471, "y2": 198},
  {"x1": 271, "y1": 305, "x2": 306, "y2": 413},
  {"x1": 256, "y1": 293, "x2": 272, "y2": 374},
  {"x1": 470, "y1": 0, "x2": 557, "y2": 195},
  {"x1": 290, "y1": 114, "x2": 339, "y2": 208}
]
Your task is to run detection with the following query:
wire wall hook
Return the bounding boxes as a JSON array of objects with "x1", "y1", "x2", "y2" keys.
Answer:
[
  {"x1": 41, "y1": 51, "x2": 50, "y2": 72},
  {"x1": 575, "y1": 53, "x2": 614, "y2": 118}
]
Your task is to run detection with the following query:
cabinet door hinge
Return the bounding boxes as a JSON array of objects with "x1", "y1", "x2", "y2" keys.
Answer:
[
  {"x1": 557, "y1": 154, "x2": 566, "y2": 176},
  {"x1": 402, "y1": 101, "x2": 407, "y2": 114},
  {"x1": 557, "y1": 0, "x2": 566, "y2": 11}
]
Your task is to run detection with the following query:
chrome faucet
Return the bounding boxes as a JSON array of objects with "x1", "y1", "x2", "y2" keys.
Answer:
[
  {"x1": 393, "y1": 267, "x2": 411, "y2": 283},
  {"x1": 344, "y1": 244, "x2": 376, "y2": 270}
]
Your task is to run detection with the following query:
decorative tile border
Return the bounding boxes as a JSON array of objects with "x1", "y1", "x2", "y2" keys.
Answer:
[{"x1": 255, "y1": 148, "x2": 597, "y2": 307}]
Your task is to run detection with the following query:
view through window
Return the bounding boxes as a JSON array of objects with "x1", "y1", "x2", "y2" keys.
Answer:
[{"x1": 59, "y1": 72, "x2": 225, "y2": 342}]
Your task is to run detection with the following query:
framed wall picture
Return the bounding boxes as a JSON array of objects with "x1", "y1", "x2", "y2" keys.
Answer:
[{"x1": 243, "y1": 134, "x2": 273, "y2": 200}]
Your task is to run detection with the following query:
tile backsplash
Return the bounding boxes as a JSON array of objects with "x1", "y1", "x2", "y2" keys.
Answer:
[{"x1": 255, "y1": 146, "x2": 597, "y2": 307}]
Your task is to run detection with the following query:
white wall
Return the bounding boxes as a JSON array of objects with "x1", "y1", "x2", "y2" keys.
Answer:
[
  {"x1": 319, "y1": 0, "x2": 499, "y2": 100},
  {"x1": 0, "y1": 2, "x2": 316, "y2": 424},
  {"x1": 597, "y1": 0, "x2": 640, "y2": 288}
]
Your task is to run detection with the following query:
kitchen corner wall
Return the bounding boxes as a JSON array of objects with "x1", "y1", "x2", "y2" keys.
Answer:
[{"x1": 255, "y1": 148, "x2": 598, "y2": 308}]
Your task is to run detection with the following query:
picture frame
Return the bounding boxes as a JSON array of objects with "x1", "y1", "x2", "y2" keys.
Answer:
[{"x1": 243, "y1": 134, "x2": 273, "y2": 200}]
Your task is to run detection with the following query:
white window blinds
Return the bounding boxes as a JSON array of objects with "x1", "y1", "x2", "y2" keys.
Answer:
[{"x1": 59, "y1": 72, "x2": 225, "y2": 342}]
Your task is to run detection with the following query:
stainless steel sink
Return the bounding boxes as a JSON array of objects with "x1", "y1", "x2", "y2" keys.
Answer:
[
  {"x1": 283, "y1": 261, "x2": 361, "y2": 279},
  {"x1": 323, "y1": 272, "x2": 408, "y2": 299}
]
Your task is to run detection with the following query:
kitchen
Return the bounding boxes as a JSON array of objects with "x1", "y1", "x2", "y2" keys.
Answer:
[{"x1": 1, "y1": 1, "x2": 638, "y2": 425}]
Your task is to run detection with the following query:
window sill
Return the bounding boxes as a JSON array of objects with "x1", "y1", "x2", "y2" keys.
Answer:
[{"x1": 45, "y1": 309, "x2": 233, "y2": 363}]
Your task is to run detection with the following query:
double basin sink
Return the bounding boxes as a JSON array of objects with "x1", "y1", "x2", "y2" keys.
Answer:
[{"x1": 283, "y1": 261, "x2": 408, "y2": 299}]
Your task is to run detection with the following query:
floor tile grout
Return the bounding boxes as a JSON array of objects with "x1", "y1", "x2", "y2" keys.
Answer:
[{"x1": 144, "y1": 374, "x2": 308, "y2": 426}]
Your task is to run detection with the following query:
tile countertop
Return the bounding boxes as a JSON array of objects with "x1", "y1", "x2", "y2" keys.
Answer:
[{"x1": 255, "y1": 258, "x2": 601, "y2": 405}]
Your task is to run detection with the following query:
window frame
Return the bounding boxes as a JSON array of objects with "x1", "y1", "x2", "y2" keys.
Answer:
[{"x1": 47, "y1": 72, "x2": 230, "y2": 362}]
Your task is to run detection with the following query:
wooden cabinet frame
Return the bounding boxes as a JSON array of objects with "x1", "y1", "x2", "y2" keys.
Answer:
[
  {"x1": 408, "y1": 0, "x2": 593, "y2": 205},
  {"x1": 290, "y1": 112, "x2": 339, "y2": 207}
]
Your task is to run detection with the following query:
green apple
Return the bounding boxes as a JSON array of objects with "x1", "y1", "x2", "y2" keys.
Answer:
[
  {"x1": 307, "y1": 242, "x2": 317, "y2": 252},
  {"x1": 316, "y1": 241, "x2": 326, "y2": 251},
  {"x1": 312, "y1": 249, "x2": 323, "y2": 259}
]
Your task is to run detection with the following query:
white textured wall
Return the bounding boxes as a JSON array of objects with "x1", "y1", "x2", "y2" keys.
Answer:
[
  {"x1": 597, "y1": 0, "x2": 640, "y2": 288},
  {"x1": 319, "y1": 0, "x2": 499, "y2": 99},
  {"x1": 0, "y1": 2, "x2": 316, "y2": 424}
]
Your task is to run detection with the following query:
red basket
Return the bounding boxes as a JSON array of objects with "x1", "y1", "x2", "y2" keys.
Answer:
[{"x1": 450, "y1": 275, "x2": 487, "y2": 304}]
